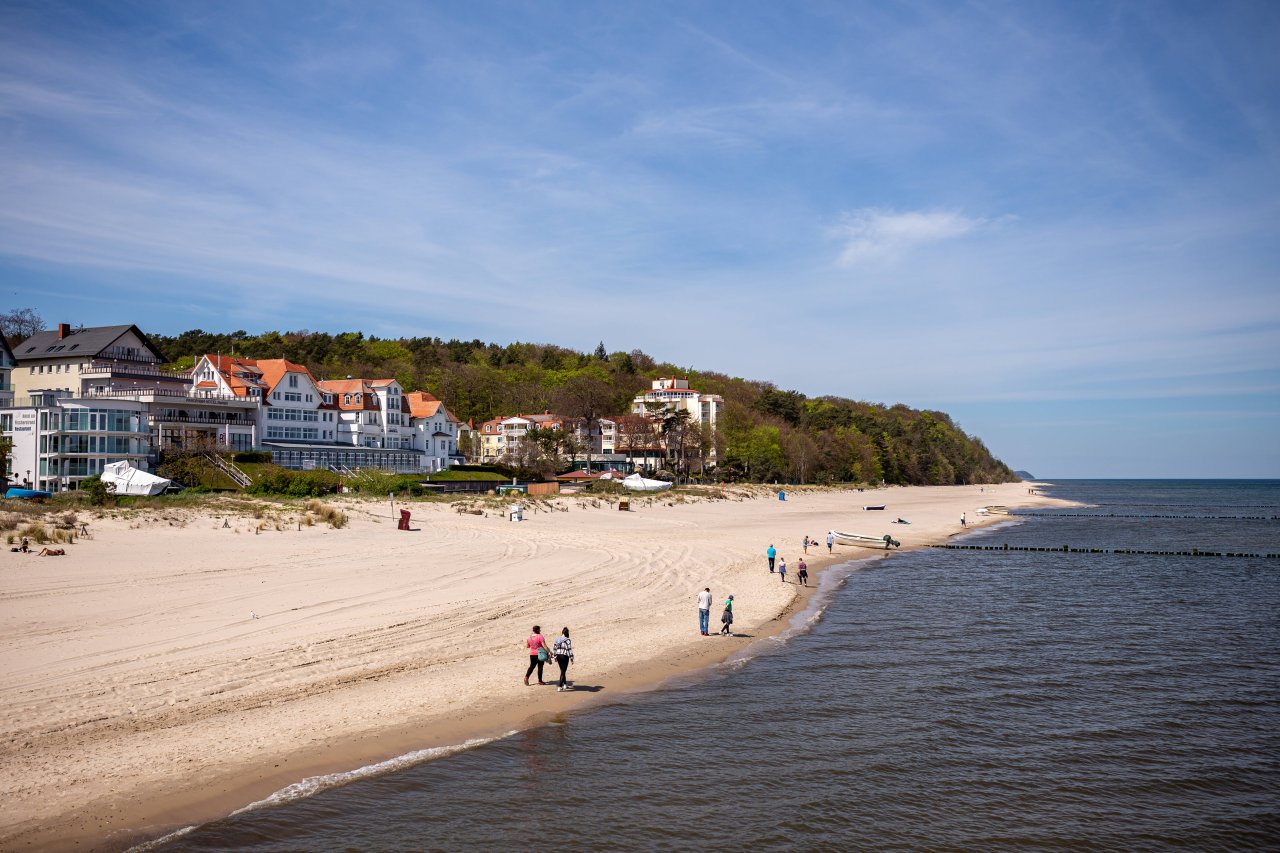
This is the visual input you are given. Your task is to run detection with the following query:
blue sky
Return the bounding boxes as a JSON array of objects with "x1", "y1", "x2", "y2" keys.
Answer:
[{"x1": 2, "y1": 1, "x2": 1277, "y2": 477}]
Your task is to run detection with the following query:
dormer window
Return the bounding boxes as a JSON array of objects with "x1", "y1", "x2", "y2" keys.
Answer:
[{"x1": 344, "y1": 394, "x2": 351, "y2": 405}]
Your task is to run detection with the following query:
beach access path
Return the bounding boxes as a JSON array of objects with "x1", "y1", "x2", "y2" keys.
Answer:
[{"x1": 0, "y1": 482, "x2": 1069, "y2": 850}]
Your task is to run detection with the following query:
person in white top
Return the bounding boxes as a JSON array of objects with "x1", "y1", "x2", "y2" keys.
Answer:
[{"x1": 697, "y1": 587, "x2": 713, "y2": 636}]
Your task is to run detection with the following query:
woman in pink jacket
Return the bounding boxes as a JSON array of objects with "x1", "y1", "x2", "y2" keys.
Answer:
[{"x1": 524, "y1": 625, "x2": 550, "y2": 686}]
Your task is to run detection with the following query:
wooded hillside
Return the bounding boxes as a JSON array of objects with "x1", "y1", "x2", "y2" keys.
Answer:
[{"x1": 151, "y1": 328, "x2": 1017, "y2": 486}]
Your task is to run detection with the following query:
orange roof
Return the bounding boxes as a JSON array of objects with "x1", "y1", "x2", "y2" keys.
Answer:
[
  {"x1": 556, "y1": 469, "x2": 602, "y2": 480},
  {"x1": 316, "y1": 378, "x2": 381, "y2": 411},
  {"x1": 255, "y1": 358, "x2": 315, "y2": 396},
  {"x1": 199, "y1": 354, "x2": 267, "y2": 397},
  {"x1": 317, "y1": 378, "x2": 366, "y2": 395},
  {"x1": 405, "y1": 391, "x2": 444, "y2": 419}
]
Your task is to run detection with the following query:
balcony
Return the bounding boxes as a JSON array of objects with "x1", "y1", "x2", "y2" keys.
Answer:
[
  {"x1": 81, "y1": 361, "x2": 187, "y2": 379},
  {"x1": 85, "y1": 388, "x2": 255, "y2": 406},
  {"x1": 96, "y1": 346, "x2": 163, "y2": 364},
  {"x1": 150, "y1": 411, "x2": 258, "y2": 427}
]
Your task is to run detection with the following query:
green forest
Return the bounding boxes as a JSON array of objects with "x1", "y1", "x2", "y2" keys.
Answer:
[{"x1": 148, "y1": 327, "x2": 1016, "y2": 486}]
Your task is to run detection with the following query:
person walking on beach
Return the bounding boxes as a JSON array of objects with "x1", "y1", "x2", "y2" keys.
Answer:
[
  {"x1": 698, "y1": 587, "x2": 713, "y2": 635},
  {"x1": 826, "y1": 531, "x2": 834, "y2": 553},
  {"x1": 797, "y1": 558, "x2": 808, "y2": 586},
  {"x1": 552, "y1": 627, "x2": 574, "y2": 691},
  {"x1": 719, "y1": 595, "x2": 734, "y2": 635},
  {"x1": 802, "y1": 535, "x2": 810, "y2": 555},
  {"x1": 778, "y1": 556, "x2": 787, "y2": 583},
  {"x1": 524, "y1": 625, "x2": 550, "y2": 686},
  {"x1": 767, "y1": 544, "x2": 776, "y2": 572},
  {"x1": 961, "y1": 512, "x2": 967, "y2": 527}
]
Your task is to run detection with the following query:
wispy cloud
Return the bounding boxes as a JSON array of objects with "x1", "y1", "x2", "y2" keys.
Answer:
[
  {"x1": 0, "y1": 1, "x2": 1277, "y2": 475},
  {"x1": 829, "y1": 209, "x2": 991, "y2": 266}
]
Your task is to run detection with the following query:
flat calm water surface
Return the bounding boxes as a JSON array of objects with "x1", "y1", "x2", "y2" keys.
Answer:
[{"x1": 152, "y1": 481, "x2": 1280, "y2": 852}]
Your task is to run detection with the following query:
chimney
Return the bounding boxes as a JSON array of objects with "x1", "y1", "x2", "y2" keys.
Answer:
[{"x1": 57, "y1": 323, "x2": 71, "y2": 339}]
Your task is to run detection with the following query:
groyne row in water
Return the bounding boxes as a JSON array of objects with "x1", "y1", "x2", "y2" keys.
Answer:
[
  {"x1": 1011, "y1": 512, "x2": 1279, "y2": 520},
  {"x1": 930, "y1": 543, "x2": 1280, "y2": 558}
]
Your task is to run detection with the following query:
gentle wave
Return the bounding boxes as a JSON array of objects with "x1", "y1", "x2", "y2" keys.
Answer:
[
  {"x1": 231, "y1": 732, "x2": 517, "y2": 815},
  {"x1": 127, "y1": 732, "x2": 517, "y2": 852}
]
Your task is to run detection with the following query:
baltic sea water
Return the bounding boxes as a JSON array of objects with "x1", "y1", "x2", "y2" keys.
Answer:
[{"x1": 150, "y1": 481, "x2": 1280, "y2": 851}]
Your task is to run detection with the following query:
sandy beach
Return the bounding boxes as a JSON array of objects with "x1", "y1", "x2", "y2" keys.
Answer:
[{"x1": 0, "y1": 482, "x2": 1066, "y2": 850}]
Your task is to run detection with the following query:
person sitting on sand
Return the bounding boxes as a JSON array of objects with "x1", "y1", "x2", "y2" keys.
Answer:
[
  {"x1": 895, "y1": 517, "x2": 910, "y2": 524},
  {"x1": 20, "y1": 537, "x2": 30, "y2": 553},
  {"x1": 37, "y1": 547, "x2": 66, "y2": 556}
]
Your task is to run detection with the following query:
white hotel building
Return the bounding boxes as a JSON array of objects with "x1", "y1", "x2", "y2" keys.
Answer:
[
  {"x1": 0, "y1": 327, "x2": 466, "y2": 491},
  {"x1": 631, "y1": 377, "x2": 723, "y2": 428}
]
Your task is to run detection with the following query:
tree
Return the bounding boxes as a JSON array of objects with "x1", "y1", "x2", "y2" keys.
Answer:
[
  {"x1": 650, "y1": 405, "x2": 693, "y2": 483},
  {"x1": 552, "y1": 373, "x2": 616, "y2": 462},
  {"x1": 457, "y1": 430, "x2": 479, "y2": 463},
  {"x1": 782, "y1": 428, "x2": 818, "y2": 484},
  {"x1": 615, "y1": 414, "x2": 660, "y2": 471},
  {"x1": 503, "y1": 426, "x2": 563, "y2": 479},
  {"x1": 0, "y1": 308, "x2": 45, "y2": 344},
  {"x1": 594, "y1": 341, "x2": 607, "y2": 360}
]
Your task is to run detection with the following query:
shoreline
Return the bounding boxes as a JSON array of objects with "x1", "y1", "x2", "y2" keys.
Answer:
[{"x1": 0, "y1": 483, "x2": 1069, "y2": 851}]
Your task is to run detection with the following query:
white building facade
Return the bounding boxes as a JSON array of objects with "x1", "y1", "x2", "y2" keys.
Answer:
[
  {"x1": 3, "y1": 390, "x2": 151, "y2": 493},
  {"x1": 405, "y1": 391, "x2": 462, "y2": 472}
]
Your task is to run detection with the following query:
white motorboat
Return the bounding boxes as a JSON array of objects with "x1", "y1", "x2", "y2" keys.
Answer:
[{"x1": 829, "y1": 529, "x2": 901, "y2": 549}]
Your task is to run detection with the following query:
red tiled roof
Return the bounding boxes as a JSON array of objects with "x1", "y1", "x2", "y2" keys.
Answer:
[
  {"x1": 556, "y1": 469, "x2": 602, "y2": 480},
  {"x1": 199, "y1": 354, "x2": 266, "y2": 397},
  {"x1": 405, "y1": 391, "x2": 444, "y2": 419},
  {"x1": 317, "y1": 378, "x2": 365, "y2": 395},
  {"x1": 316, "y1": 380, "x2": 381, "y2": 411}
]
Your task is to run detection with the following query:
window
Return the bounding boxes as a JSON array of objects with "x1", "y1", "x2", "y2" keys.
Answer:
[
  {"x1": 289, "y1": 375, "x2": 299, "y2": 388},
  {"x1": 266, "y1": 426, "x2": 318, "y2": 441},
  {"x1": 266, "y1": 407, "x2": 318, "y2": 422}
]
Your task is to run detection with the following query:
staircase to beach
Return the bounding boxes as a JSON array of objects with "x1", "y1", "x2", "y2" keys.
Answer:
[{"x1": 204, "y1": 452, "x2": 252, "y2": 488}]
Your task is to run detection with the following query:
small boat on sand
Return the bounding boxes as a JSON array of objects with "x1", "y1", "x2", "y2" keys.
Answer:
[
  {"x1": 830, "y1": 530, "x2": 901, "y2": 549},
  {"x1": 862, "y1": 504, "x2": 886, "y2": 511},
  {"x1": 4, "y1": 487, "x2": 52, "y2": 500}
]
